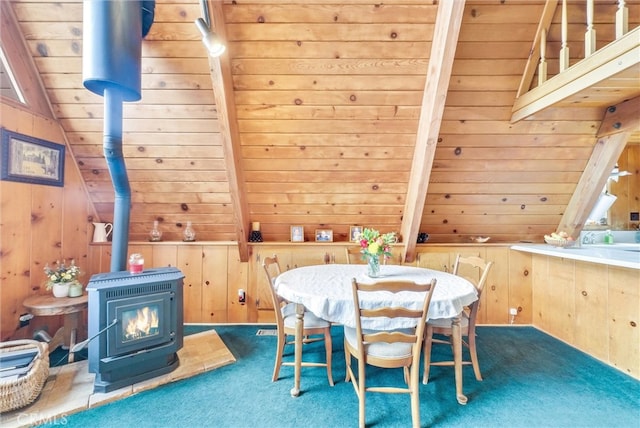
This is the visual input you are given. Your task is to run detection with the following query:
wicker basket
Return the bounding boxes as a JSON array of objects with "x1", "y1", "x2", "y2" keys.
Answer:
[
  {"x1": 544, "y1": 236, "x2": 576, "y2": 248},
  {"x1": 0, "y1": 339, "x2": 49, "y2": 413}
]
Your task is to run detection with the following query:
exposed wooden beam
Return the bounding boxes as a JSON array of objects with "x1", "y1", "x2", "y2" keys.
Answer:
[
  {"x1": 401, "y1": 0, "x2": 465, "y2": 263},
  {"x1": 207, "y1": 1, "x2": 250, "y2": 261},
  {"x1": 559, "y1": 97, "x2": 639, "y2": 237},
  {"x1": 597, "y1": 96, "x2": 640, "y2": 138},
  {"x1": 0, "y1": 1, "x2": 53, "y2": 118}
]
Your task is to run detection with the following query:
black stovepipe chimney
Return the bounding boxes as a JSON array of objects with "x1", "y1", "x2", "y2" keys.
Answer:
[{"x1": 82, "y1": 0, "x2": 155, "y2": 271}]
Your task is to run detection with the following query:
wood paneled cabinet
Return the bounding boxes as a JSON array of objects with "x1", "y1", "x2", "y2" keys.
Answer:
[
  {"x1": 414, "y1": 246, "x2": 531, "y2": 325},
  {"x1": 531, "y1": 255, "x2": 639, "y2": 379},
  {"x1": 86, "y1": 242, "x2": 638, "y2": 379},
  {"x1": 90, "y1": 243, "x2": 245, "y2": 324},
  {"x1": 177, "y1": 245, "x2": 229, "y2": 323},
  {"x1": 89, "y1": 242, "x2": 531, "y2": 326},
  {"x1": 416, "y1": 246, "x2": 474, "y2": 272},
  {"x1": 249, "y1": 244, "x2": 530, "y2": 326},
  {"x1": 251, "y1": 244, "x2": 343, "y2": 322}
]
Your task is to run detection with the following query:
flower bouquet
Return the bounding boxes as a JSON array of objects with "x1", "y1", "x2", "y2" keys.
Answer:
[
  {"x1": 44, "y1": 259, "x2": 83, "y2": 297},
  {"x1": 356, "y1": 228, "x2": 397, "y2": 277}
]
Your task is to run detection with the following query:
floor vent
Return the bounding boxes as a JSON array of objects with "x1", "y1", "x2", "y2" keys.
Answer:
[{"x1": 256, "y1": 329, "x2": 277, "y2": 336}]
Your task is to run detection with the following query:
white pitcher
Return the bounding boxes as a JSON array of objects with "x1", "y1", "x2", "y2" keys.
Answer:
[{"x1": 92, "y1": 222, "x2": 113, "y2": 242}]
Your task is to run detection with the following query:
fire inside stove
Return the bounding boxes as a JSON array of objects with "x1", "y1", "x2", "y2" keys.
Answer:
[
  {"x1": 107, "y1": 292, "x2": 174, "y2": 358},
  {"x1": 123, "y1": 305, "x2": 159, "y2": 342}
]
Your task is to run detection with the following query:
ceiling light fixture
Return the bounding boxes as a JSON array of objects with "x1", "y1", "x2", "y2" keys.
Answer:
[
  {"x1": 609, "y1": 164, "x2": 631, "y2": 182},
  {"x1": 195, "y1": 18, "x2": 226, "y2": 58}
]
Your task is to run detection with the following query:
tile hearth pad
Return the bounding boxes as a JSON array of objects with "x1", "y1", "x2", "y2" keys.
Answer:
[{"x1": 0, "y1": 329, "x2": 235, "y2": 428}]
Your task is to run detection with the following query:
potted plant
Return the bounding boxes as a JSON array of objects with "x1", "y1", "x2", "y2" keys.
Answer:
[{"x1": 44, "y1": 259, "x2": 83, "y2": 298}]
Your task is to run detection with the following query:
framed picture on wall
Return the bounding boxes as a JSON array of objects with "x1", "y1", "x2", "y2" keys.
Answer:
[
  {"x1": 315, "y1": 229, "x2": 333, "y2": 242},
  {"x1": 290, "y1": 225, "x2": 304, "y2": 242},
  {"x1": 349, "y1": 226, "x2": 363, "y2": 242},
  {"x1": 1, "y1": 128, "x2": 65, "y2": 187}
]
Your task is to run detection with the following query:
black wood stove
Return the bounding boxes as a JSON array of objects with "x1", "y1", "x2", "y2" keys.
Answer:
[{"x1": 86, "y1": 267, "x2": 184, "y2": 393}]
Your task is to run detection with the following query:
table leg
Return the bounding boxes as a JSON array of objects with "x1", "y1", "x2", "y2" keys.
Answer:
[
  {"x1": 47, "y1": 327, "x2": 65, "y2": 355},
  {"x1": 63, "y1": 312, "x2": 81, "y2": 363},
  {"x1": 452, "y1": 314, "x2": 468, "y2": 405},
  {"x1": 290, "y1": 303, "x2": 304, "y2": 397}
]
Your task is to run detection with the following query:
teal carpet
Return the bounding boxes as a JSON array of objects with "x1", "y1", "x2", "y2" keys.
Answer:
[{"x1": 43, "y1": 325, "x2": 639, "y2": 428}]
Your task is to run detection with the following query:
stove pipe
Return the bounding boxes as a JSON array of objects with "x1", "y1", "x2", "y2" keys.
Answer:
[{"x1": 82, "y1": 0, "x2": 155, "y2": 271}]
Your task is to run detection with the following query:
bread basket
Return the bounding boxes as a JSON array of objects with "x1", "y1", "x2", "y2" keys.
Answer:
[{"x1": 544, "y1": 236, "x2": 576, "y2": 248}]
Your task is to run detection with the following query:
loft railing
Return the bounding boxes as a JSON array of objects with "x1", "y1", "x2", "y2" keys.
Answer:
[{"x1": 511, "y1": 0, "x2": 638, "y2": 123}]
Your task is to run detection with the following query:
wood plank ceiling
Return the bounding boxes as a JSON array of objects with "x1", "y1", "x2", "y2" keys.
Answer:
[{"x1": 3, "y1": 0, "x2": 639, "y2": 257}]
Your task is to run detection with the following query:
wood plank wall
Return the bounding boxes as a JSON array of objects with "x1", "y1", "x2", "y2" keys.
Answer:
[
  {"x1": 8, "y1": 0, "x2": 640, "y2": 245},
  {"x1": 0, "y1": 103, "x2": 94, "y2": 341},
  {"x1": 2, "y1": 0, "x2": 638, "y2": 345}
]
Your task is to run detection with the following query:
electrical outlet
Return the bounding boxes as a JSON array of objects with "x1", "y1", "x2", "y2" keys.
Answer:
[
  {"x1": 509, "y1": 307, "x2": 518, "y2": 316},
  {"x1": 19, "y1": 313, "x2": 34, "y2": 328}
]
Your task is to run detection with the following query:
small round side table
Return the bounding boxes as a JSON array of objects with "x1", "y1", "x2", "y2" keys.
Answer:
[{"x1": 22, "y1": 294, "x2": 88, "y2": 363}]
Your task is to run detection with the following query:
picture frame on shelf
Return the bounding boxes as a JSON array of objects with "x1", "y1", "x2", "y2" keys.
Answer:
[
  {"x1": 1, "y1": 128, "x2": 65, "y2": 187},
  {"x1": 349, "y1": 226, "x2": 363, "y2": 243},
  {"x1": 290, "y1": 225, "x2": 304, "y2": 242},
  {"x1": 315, "y1": 229, "x2": 333, "y2": 242}
]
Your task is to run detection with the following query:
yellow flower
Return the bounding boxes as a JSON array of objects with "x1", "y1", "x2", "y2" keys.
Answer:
[
  {"x1": 44, "y1": 259, "x2": 83, "y2": 290},
  {"x1": 368, "y1": 242, "x2": 380, "y2": 254}
]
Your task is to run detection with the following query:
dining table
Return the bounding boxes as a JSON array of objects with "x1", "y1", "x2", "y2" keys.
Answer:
[{"x1": 274, "y1": 263, "x2": 478, "y2": 404}]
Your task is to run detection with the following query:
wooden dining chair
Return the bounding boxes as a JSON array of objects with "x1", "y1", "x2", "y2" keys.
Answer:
[
  {"x1": 262, "y1": 254, "x2": 334, "y2": 386},
  {"x1": 345, "y1": 247, "x2": 365, "y2": 264},
  {"x1": 422, "y1": 254, "x2": 493, "y2": 384},
  {"x1": 344, "y1": 278, "x2": 437, "y2": 428}
]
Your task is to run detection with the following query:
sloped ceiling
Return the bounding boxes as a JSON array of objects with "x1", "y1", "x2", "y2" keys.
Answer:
[{"x1": 2, "y1": 0, "x2": 639, "y2": 262}]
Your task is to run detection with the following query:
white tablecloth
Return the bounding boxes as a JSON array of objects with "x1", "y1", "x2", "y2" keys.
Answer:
[{"x1": 274, "y1": 264, "x2": 478, "y2": 330}]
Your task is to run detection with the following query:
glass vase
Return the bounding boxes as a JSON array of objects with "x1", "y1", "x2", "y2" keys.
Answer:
[
  {"x1": 149, "y1": 220, "x2": 162, "y2": 242},
  {"x1": 366, "y1": 254, "x2": 381, "y2": 278},
  {"x1": 183, "y1": 221, "x2": 196, "y2": 242}
]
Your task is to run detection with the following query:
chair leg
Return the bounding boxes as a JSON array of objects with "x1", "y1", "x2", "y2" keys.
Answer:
[
  {"x1": 272, "y1": 331, "x2": 286, "y2": 382},
  {"x1": 358, "y1": 394, "x2": 365, "y2": 428},
  {"x1": 422, "y1": 325, "x2": 433, "y2": 384},
  {"x1": 468, "y1": 331, "x2": 482, "y2": 381},
  {"x1": 324, "y1": 328, "x2": 334, "y2": 386},
  {"x1": 344, "y1": 337, "x2": 351, "y2": 383},
  {"x1": 358, "y1": 360, "x2": 366, "y2": 428},
  {"x1": 410, "y1": 374, "x2": 420, "y2": 428}
]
